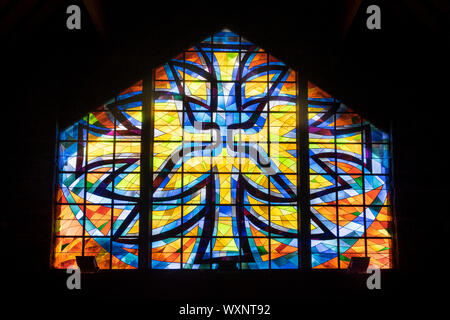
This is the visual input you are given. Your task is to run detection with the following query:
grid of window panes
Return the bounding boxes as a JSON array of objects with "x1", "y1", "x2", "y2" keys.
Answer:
[
  {"x1": 308, "y1": 82, "x2": 393, "y2": 269},
  {"x1": 52, "y1": 30, "x2": 395, "y2": 271},
  {"x1": 151, "y1": 29, "x2": 299, "y2": 269},
  {"x1": 53, "y1": 82, "x2": 143, "y2": 269}
]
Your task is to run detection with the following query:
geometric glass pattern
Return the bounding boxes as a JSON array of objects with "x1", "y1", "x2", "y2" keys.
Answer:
[
  {"x1": 152, "y1": 29, "x2": 298, "y2": 269},
  {"x1": 52, "y1": 29, "x2": 393, "y2": 270},
  {"x1": 308, "y1": 82, "x2": 393, "y2": 269},
  {"x1": 53, "y1": 81, "x2": 142, "y2": 269}
]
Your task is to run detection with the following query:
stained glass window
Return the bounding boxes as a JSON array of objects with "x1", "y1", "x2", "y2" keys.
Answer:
[
  {"x1": 308, "y1": 82, "x2": 393, "y2": 269},
  {"x1": 151, "y1": 29, "x2": 298, "y2": 269},
  {"x1": 52, "y1": 29, "x2": 393, "y2": 270},
  {"x1": 53, "y1": 82, "x2": 142, "y2": 269}
]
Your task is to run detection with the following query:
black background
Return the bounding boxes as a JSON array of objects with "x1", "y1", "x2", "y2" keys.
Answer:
[{"x1": 2, "y1": 0, "x2": 449, "y2": 317}]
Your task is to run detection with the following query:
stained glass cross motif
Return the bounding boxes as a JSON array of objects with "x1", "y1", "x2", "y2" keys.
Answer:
[
  {"x1": 152, "y1": 29, "x2": 299, "y2": 269},
  {"x1": 53, "y1": 29, "x2": 393, "y2": 270}
]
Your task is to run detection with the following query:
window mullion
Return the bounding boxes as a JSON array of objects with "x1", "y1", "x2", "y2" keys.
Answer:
[
  {"x1": 297, "y1": 72, "x2": 311, "y2": 270},
  {"x1": 139, "y1": 74, "x2": 153, "y2": 269}
]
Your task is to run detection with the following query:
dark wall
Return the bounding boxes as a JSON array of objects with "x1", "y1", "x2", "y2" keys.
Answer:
[{"x1": 3, "y1": 0, "x2": 449, "y2": 314}]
